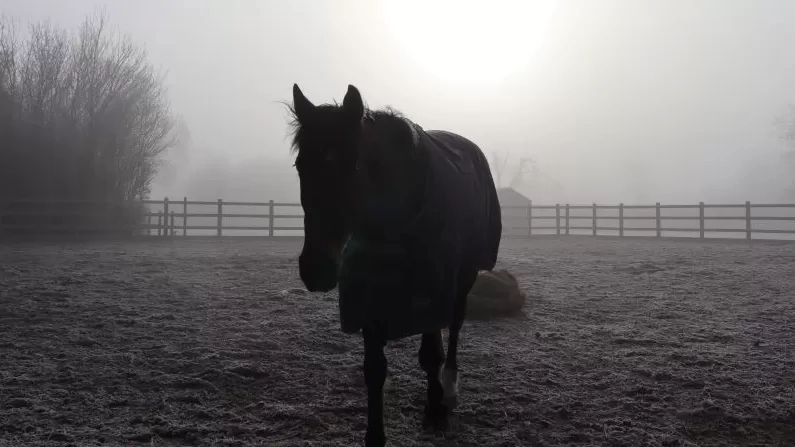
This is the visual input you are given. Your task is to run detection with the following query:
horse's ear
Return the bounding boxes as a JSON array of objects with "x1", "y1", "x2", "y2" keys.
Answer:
[
  {"x1": 342, "y1": 84, "x2": 364, "y2": 122},
  {"x1": 292, "y1": 83, "x2": 315, "y2": 123}
]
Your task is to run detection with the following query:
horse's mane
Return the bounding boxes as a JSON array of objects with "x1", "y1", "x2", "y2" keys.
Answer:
[
  {"x1": 367, "y1": 107, "x2": 421, "y2": 151},
  {"x1": 285, "y1": 102, "x2": 421, "y2": 156}
]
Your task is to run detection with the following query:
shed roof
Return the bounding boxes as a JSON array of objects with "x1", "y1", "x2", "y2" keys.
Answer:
[{"x1": 496, "y1": 187, "x2": 531, "y2": 206}]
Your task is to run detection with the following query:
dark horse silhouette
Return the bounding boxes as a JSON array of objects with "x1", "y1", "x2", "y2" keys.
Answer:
[{"x1": 287, "y1": 83, "x2": 502, "y2": 446}]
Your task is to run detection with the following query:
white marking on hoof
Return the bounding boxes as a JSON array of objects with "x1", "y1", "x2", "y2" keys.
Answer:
[
  {"x1": 441, "y1": 367, "x2": 459, "y2": 409},
  {"x1": 383, "y1": 376, "x2": 392, "y2": 393}
]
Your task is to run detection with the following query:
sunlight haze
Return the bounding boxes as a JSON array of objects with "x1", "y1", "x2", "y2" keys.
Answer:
[
  {"x1": 381, "y1": 0, "x2": 558, "y2": 86},
  {"x1": 3, "y1": 0, "x2": 795, "y2": 205}
]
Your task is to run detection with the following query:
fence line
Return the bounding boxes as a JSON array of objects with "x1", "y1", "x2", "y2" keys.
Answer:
[
  {"x1": 139, "y1": 197, "x2": 303, "y2": 237},
  {"x1": 139, "y1": 198, "x2": 795, "y2": 240},
  {"x1": 500, "y1": 200, "x2": 795, "y2": 240},
  {"x1": 2, "y1": 197, "x2": 795, "y2": 240}
]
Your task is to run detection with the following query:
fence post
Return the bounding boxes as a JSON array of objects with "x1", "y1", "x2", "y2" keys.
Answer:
[
  {"x1": 699, "y1": 202, "x2": 705, "y2": 239},
  {"x1": 656, "y1": 202, "x2": 661, "y2": 238},
  {"x1": 269, "y1": 200, "x2": 275, "y2": 237},
  {"x1": 183, "y1": 197, "x2": 188, "y2": 237},
  {"x1": 217, "y1": 199, "x2": 223, "y2": 237},
  {"x1": 527, "y1": 201, "x2": 533, "y2": 237},
  {"x1": 565, "y1": 204, "x2": 570, "y2": 235},
  {"x1": 555, "y1": 204, "x2": 560, "y2": 235},
  {"x1": 147, "y1": 214, "x2": 152, "y2": 236},
  {"x1": 619, "y1": 203, "x2": 624, "y2": 237},
  {"x1": 170, "y1": 211, "x2": 175, "y2": 237},
  {"x1": 163, "y1": 197, "x2": 169, "y2": 238},
  {"x1": 745, "y1": 201, "x2": 751, "y2": 240},
  {"x1": 592, "y1": 203, "x2": 597, "y2": 236},
  {"x1": 157, "y1": 211, "x2": 163, "y2": 237}
]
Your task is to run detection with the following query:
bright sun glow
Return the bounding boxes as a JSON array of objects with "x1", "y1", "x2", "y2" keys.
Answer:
[{"x1": 381, "y1": 0, "x2": 558, "y2": 86}]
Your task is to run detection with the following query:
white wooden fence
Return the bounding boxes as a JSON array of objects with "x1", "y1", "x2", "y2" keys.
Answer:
[
  {"x1": 1, "y1": 197, "x2": 794, "y2": 240},
  {"x1": 136, "y1": 198, "x2": 795, "y2": 240}
]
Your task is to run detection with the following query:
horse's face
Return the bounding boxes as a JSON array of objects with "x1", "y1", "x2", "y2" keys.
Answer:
[{"x1": 290, "y1": 84, "x2": 365, "y2": 292}]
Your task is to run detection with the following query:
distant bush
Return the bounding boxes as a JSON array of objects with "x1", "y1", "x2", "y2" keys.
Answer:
[
  {"x1": 0, "y1": 11, "x2": 179, "y2": 236},
  {"x1": 0, "y1": 199, "x2": 145, "y2": 238}
]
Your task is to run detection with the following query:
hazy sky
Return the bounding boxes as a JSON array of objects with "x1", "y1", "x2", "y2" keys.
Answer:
[{"x1": 3, "y1": 0, "x2": 795, "y2": 204}]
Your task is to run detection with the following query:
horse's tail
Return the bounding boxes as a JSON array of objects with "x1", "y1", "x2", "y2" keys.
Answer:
[
  {"x1": 484, "y1": 171, "x2": 502, "y2": 270},
  {"x1": 478, "y1": 148, "x2": 502, "y2": 271}
]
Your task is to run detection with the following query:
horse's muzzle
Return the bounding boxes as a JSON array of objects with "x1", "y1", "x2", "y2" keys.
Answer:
[{"x1": 299, "y1": 250, "x2": 339, "y2": 292}]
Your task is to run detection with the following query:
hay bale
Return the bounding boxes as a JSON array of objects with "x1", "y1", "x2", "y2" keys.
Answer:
[{"x1": 466, "y1": 269, "x2": 526, "y2": 320}]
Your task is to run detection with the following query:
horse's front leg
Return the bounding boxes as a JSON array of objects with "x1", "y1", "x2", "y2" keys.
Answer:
[{"x1": 362, "y1": 328, "x2": 387, "y2": 447}]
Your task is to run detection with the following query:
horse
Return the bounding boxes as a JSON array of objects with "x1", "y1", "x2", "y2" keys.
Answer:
[{"x1": 287, "y1": 83, "x2": 502, "y2": 447}]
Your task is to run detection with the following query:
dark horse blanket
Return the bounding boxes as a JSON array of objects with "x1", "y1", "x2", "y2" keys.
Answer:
[{"x1": 338, "y1": 127, "x2": 502, "y2": 340}]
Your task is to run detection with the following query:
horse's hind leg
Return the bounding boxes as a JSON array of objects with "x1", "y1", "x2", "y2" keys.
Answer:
[
  {"x1": 418, "y1": 330, "x2": 447, "y2": 430},
  {"x1": 443, "y1": 268, "x2": 478, "y2": 410}
]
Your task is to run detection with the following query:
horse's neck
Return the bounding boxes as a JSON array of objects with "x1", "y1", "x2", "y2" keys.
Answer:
[{"x1": 352, "y1": 121, "x2": 427, "y2": 237}]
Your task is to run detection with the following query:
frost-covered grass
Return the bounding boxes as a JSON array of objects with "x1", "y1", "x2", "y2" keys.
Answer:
[{"x1": 0, "y1": 237, "x2": 793, "y2": 446}]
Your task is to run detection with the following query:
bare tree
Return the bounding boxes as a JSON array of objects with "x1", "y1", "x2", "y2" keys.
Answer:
[
  {"x1": 0, "y1": 9, "x2": 179, "y2": 202},
  {"x1": 774, "y1": 105, "x2": 795, "y2": 198},
  {"x1": 490, "y1": 151, "x2": 535, "y2": 191},
  {"x1": 490, "y1": 150, "x2": 509, "y2": 188},
  {"x1": 509, "y1": 157, "x2": 532, "y2": 190},
  {"x1": 0, "y1": 10, "x2": 181, "y2": 236}
]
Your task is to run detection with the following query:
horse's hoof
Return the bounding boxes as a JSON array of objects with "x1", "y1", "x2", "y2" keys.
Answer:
[
  {"x1": 422, "y1": 403, "x2": 450, "y2": 432},
  {"x1": 442, "y1": 393, "x2": 459, "y2": 410},
  {"x1": 364, "y1": 430, "x2": 386, "y2": 447}
]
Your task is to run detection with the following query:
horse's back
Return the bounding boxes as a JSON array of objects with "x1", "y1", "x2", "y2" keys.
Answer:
[{"x1": 422, "y1": 129, "x2": 502, "y2": 272}]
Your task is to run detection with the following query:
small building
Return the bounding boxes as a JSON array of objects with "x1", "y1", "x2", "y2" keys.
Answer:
[
  {"x1": 496, "y1": 187, "x2": 532, "y2": 236},
  {"x1": 497, "y1": 187, "x2": 531, "y2": 207}
]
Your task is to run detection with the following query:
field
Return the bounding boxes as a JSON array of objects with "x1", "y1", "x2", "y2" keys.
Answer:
[{"x1": 1, "y1": 236, "x2": 794, "y2": 446}]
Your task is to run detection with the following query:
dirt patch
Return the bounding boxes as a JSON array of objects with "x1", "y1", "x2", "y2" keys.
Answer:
[{"x1": 0, "y1": 237, "x2": 793, "y2": 446}]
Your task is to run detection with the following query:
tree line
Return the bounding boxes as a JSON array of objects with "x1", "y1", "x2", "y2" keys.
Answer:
[
  {"x1": 0, "y1": 11, "x2": 179, "y2": 235},
  {"x1": 0, "y1": 11, "x2": 177, "y2": 203}
]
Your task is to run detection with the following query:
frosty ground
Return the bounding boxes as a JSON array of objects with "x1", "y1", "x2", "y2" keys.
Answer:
[{"x1": 0, "y1": 236, "x2": 793, "y2": 447}]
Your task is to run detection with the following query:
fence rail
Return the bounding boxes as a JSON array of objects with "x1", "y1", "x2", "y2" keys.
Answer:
[
  {"x1": 501, "y1": 200, "x2": 795, "y2": 240},
  {"x1": 137, "y1": 198, "x2": 302, "y2": 237},
  {"x1": 2, "y1": 197, "x2": 795, "y2": 240}
]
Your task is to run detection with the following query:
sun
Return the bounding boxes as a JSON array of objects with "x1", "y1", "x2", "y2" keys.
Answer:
[{"x1": 380, "y1": 0, "x2": 558, "y2": 86}]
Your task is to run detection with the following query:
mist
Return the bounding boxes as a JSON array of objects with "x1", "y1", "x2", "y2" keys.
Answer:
[{"x1": 4, "y1": 0, "x2": 795, "y2": 205}]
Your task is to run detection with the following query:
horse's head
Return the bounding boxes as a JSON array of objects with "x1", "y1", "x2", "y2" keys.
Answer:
[{"x1": 288, "y1": 83, "x2": 365, "y2": 292}]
